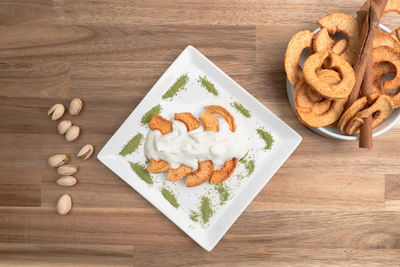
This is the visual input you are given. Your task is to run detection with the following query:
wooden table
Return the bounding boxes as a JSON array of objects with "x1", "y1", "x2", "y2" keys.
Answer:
[{"x1": 1, "y1": 0, "x2": 400, "y2": 265}]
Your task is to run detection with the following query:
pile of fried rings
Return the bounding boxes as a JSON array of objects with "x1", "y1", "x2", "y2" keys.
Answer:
[{"x1": 285, "y1": 5, "x2": 400, "y2": 135}]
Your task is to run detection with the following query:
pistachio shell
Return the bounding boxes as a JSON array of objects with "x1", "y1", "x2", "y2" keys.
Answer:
[
  {"x1": 56, "y1": 176, "x2": 77, "y2": 187},
  {"x1": 69, "y1": 98, "x2": 83, "y2": 116},
  {"x1": 48, "y1": 154, "x2": 69, "y2": 168},
  {"x1": 57, "y1": 164, "x2": 78, "y2": 176},
  {"x1": 56, "y1": 194, "x2": 72, "y2": 215},
  {"x1": 57, "y1": 120, "x2": 72, "y2": 135},
  {"x1": 47, "y1": 104, "x2": 65, "y2": 120},
  {"x1": 77, "y1": 144, "x2": 94, "y2": 160},
  {"x1": 65, "y1": 125, "x2": 80, "y2": 142}
]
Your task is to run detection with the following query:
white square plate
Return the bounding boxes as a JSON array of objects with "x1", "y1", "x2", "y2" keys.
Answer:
[{"x1": 97, "y1": 45, "x2": 302, "y2": 251}]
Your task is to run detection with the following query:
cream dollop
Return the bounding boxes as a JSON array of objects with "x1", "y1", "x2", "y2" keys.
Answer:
[{"x1": 144, "y1": 118, "x2": 249, "y2": 170}]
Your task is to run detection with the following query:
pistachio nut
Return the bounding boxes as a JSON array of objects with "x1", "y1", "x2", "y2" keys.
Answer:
[
  {"x1": 48, "y1": 104, "x2": 65, "y2": 120},
  {"x1": 57, "y1": 164, "x2": 78, "y2": 176},
  {"x1": 56, "y1": 194, "x2": 72, "y2": 215},
  {"x1": 48, "y1": 154, "x2": 69, "y2": 168},
  {"x1": 69, "y1": 98, "x2": 83, "y2": 116},
  {"x1": 57, "y1": 120, "x2": 72, "y2": 135},
  {"x1": 56, "y1": 176, "x2": 77, "y2": 187},
  {"x1": 77, "y1": 144, "x2": 94, "y2": 160},
  {"x1": 65, "y1": 125, "x2": 80, "y2": 142}
]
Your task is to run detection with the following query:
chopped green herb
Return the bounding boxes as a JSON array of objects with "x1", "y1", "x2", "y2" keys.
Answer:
[
  {"x1": 231, "y1": 102, "x2": 251, "y2": 118},
  {"x1": 129, "y1": 162, "x2": 153, "y2": 184},
  {"x1": 239, "y1": 151, "x2": 249, "y2": 163},
  {"x1": 141, "y1": 105, "x2": 162, "y2": 125},
  {"x1": 257, "y1": 128, "x2": 274, "y2": 150},
  {"x1": 162, "y1": 74, "x2": 189, "y2": 100},
  {"x1": 161, "y1": 188, "x2": 179, "y2": 208},
  {"x1": 119, "y1": 133, "x2": 143, "y2": 156},
  {"x1": 215, "y1": 184, "x2": 230, "y2": 205},
  {"x1": 198, "y1": 75, "x2": 219, "y2": 96},
  {"x1": 200, "y1": 196, "x2": 213, "y2": 223},
  {"x1": 189, "y1": 210, "x2": 200, "y2": 222}
]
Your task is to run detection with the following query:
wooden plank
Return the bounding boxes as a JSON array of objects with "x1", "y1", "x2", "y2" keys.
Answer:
[
  {"x1": 0, "y1": 243, "x2": 133, "y2": 266},
  {"x1": 0, "y1": 25, "x2": 255, "y2": 62},
  {"x1": 0, "y1": 62, "x2": 71, "y2": 99},
  {"x1": 0, "y1": 0, "x2": 54, "y2": 26}
]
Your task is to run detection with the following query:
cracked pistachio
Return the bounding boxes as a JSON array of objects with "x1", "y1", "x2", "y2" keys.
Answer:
[
  {"x1": 47, "y1": 104, "x2": 65, "y2": 120},
  {"x1": 56, "y1": 176, "x2": 77, "y2": 187},
  {"x1": 57, "y1": 120, "x2": 72, "y2": 135},
  {"x1": 77, "y1": 144, "x2": 94, "y2": 160},
  {"x1": 48, "y1": 154, "x2": 69, "y2": 168},
  {"x1": 57, "y1": 194, "x2": 72, "y2": 215},
  {"x1": 65, "y1": 125, "x2": 80, "y2": 142},
  {"x1": 69, "y1": 98, "x2": 83, "y2": 116},
  {"x1": 57, "y1": 164, "x2": 78, "y2": 176}
]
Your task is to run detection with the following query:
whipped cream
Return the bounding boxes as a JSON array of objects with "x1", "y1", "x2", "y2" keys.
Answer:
[{"x1": 144, "y1": 117, "x2": 250, "y2": 171}]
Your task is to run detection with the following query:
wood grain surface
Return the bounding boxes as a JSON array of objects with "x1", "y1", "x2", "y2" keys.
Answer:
[{"x1": 1, "y1": 0, "x2": 400, "y2": 266}]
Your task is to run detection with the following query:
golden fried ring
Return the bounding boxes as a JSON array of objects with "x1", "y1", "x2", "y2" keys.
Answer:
[
  {"x1": 284, "y1": 30, "x2": 314, "y2": 86},
  {"x1": 306, "y1": 69, "x2": 341, "y2": 102},
  {"x1": 174, "y1": 112, "x2": 200, "y2": 131},
  {"x1": 331, "y1": 39, "x2": 348, "y2": 55},
  {"x1": 313, "y1": 28, "x2": 335, "y2": 53},
  {"x1": 204, "y1": 105, "x2": 236, "y2": 132},
  {"x1": 344, "y1": 95, "x2": 394, "y2": 135},
  {"x1": 303, "y1": 51, "x2": 355, "y2": 99},
  {"x1": 337, "y1": 97, "x2": 368, "y2": 133},
  {"x1": 295, "y1": 79, "x2": 346, "y2": 127},
  {"x1": 210, "y1": 158, "x2": 238, "y2": 185},
  {"x1": 373, "y1": 31, "x2": 400, "y2": 50},
  {"x1": 149, "y1": 114, "x2": 173, "y2": 135},
  {"x1": 295, "y1": 78, "x2": 332, "y2": 115},
  {"x1": 167, "y1": 165, "x2": 192, "y2": 181},
  {"x1": 186, "y1": 160, "x2": 214, "y2": 187},
  {"x1": 317, "y1": 12, "x2": 359, "y2": 65},
  {"x1": 385, "y1": 0, "x2": 400, "y2": 14},
  {"x1": 373, "y1": 46, "x2": 400, "y2": 92}
]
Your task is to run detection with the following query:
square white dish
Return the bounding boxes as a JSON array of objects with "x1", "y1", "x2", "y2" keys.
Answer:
[{"x1": 97, "y1": 45, "x2": 302, "y2": 251}]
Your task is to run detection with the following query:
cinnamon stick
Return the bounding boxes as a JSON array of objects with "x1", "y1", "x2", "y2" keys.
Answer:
[{"x1": 344, "y1": 0, "x2": 387, "y2": 148}]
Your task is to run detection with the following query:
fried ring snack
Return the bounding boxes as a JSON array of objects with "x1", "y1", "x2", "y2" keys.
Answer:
[
  {"x1": 147, "y1": 158, "x2": 170, "y2": 173},
  {"x1": 295, "y1": 79, "x2": 332, "y2": 115},
  {"x1": 199, "y1": 112, "x2": 218, "y2": 132},
  {"x1": 167, "y1": 165, "x2": 192, "y2": 181},
  {"x1": 331, "y1": 39, "x2": 348, "y2": 55},
  {"x1": 313, "y1": 28, "x2": 335, "y2": 53},
  {"x1": 344, "y1": 95, "x2": 394, "y2": 135},
  {"x1": 295, "y1": 79, "x2": 346, "y2": 127},
  {"x1": 373, "y1": 46, "x2": 400, "y2": 92},
  {"x1": 337, "y1": 97, "x2": 368, "y2": 133},
  {"x1": 204, "y1": 105, "x2": 236, "y2": 132},
  {"x1": 149, "y1": 114, "x2": 173, "y2": 135},
  {"x1": 317, "y1": 12, "x2": 359, "y2": 65},
  {"x1": 174, "y1": 112, "x2": 200, "y2": 131},
  {"x1": 284, "y1": 30, "x2": 314, "y2": 86},
  {"x1": 303, "y1": 51, "x2": 356, "y2": 99},
  {"x1": 210, "y1": 158, "x2": 238, "y2": 185},
  {"x1": 385, "y1": 0, "x2": 400, "y2": 13},
  {"x1": 306, "y1": 69, "x2": 341, "y2": 102},
  {"x1": 373, "y1": 31, "x2": 400, "y2": 49},
  {"x1": 186, "y1": 160, "x2": 214, "y2": 187}
]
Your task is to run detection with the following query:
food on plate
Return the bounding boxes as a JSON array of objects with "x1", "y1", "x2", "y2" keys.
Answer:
[
  {"x1": 129, "y1": 162, "x2": 153, "y2": 184},
  {"x1": 284, "y1": 30, "x2": 314, "y2": 86},
  {"x1": 210, "y1": 158, "x2": 238, "y2": 185},
  {"x1": 119, "y1": 133, "x2": 144, "y2": 156},
  {"x1": 302, "y1": 51, "x2": 355, "y2": 99},
  {"x1": 198, "y1": 75, "x2": 219, "y2": 96},
  {"x1": 162, "y1": 74, "x2": 189, "y2": 100},
  {"x1": 141, "y1": 104, "x2": 162, "y2": 125},
  {"x1": 147, "y1": 158, "x2": 170, "y2": 173},
  {"x1": 174, "y1": 112, "x2": 200, "y2": 131},
  {"x1": 256, "y1": 128, "x2": 274, "y2": 151},
  {"x1": 149, "y1": 114, "x2": 173, "y2": 134},
  {"x1": 144, "y1": 105, "x2": 250, "y2": 187},
  {"x1": 161, "y1": 187, "x2": 179, "y2": 208},
  {"x1": 186, "y1": 160, "x2": 214, "y2": 187},
  {"x1": 199, "y1": 112, "x2": 219, "y2": 132},
  {"x1": 204, "y1": 105, "x2": 236, "y2": 132},
  {"x1": 284, "y1": 2, "x2": 400, "y2": 148},
  {"x1": 230, "y1": 102, "x2": 252, "y2": 118}
]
